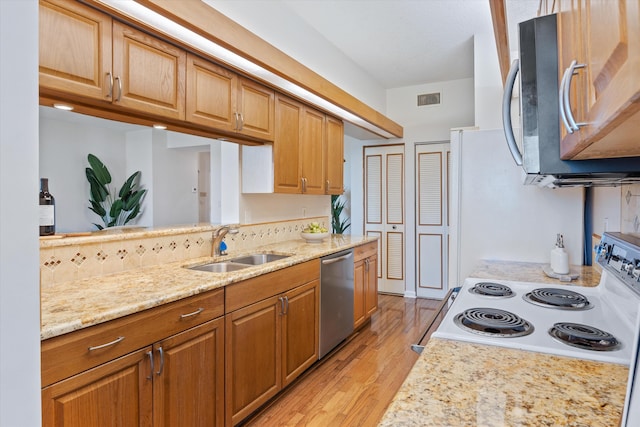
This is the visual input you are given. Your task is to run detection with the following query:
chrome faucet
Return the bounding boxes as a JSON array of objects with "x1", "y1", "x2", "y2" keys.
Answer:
[{"x1": 212, "y1": 225, "x2": 239, "y2": 256}]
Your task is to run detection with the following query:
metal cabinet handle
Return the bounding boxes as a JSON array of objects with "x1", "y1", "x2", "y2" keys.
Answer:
[
  {"x1": 88, "y1": 336, "x2": 124, "y2": 351},
  {"x1": 325, "y1": 180, "x2": 330, "y2": 193},
  {"x1": 114, "y1": 76, "x2": 122, "y2": 102},
  {"x1": 563, "y1": 60, "x2": 587, "y2": 132},
  {"x1": 279, "y1": 296, "x2": 285, "y2": 315},
  {"x1": 146, "y1": 350, "x2": 154, "y2": 380},
  {"x1": 559, "y1": 66, "x2": 573, "y2": 133},
  {"x1": 301, "y1": 177, "x2": 307, "y2": 193},
  {"x1": 364, "y1": 258, "x2": 369, "y2": 272},
  {"x1": 284, "y1": 296, "x2": 289, "y2": 315},
  {"x1": 238, "y1": 113, "x2": 244, "y2": 131},
  {"x1": 501, "y1": 59, "x2": 523, "y2": 166},
  {"x1": 156, "y1": 346, "x2": 164, "y2": 376},
  {"x1": 106, "y1": 72, "x2": 113, "y2": 99},
  {"x1": 180, "y1": 307, "x2": 204, "y2": 319}
]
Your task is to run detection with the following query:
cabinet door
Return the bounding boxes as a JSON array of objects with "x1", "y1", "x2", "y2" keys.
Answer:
[
  {"x1": 112, "y1": 21, "x2": 186, "y2": 120},
  {"x1": 300, "y1": 107, "x2": 326, "y2": 194},
  {"x1": 186, "y1": 54, "x2": 237, "y2": 133},
  {"x1": 353, "y1": 258, "x2": 366, "y2": 329},
  {"x1": 365, "y1": 255, "x2": 379, "y2": 317},
  {"x1": 237, "y1": 77, "x2": 275, "y2": 141},
  {"x1": 226, "y1": 296, "x2": 281, "y2": 425},
  {"x1": 39, "y1": 0, "x2": 112, "y2": 101},
  {"x1": 559, "y1": 0, "x2": 640, "y2": 159},
  {"x1": 325, "y1": 116, "x2": 344, "y2": 195},
  {"x1": 282, "y1": 280, "x2": 319, "y2": 387},
  {"x1": 153, "y1": 318, "x2": 225, "y2": 427},
  {"x1": 274, "y1": 94, "x2": 303, "y2": 193},
  {"x1": 42, "y1": 347, "x2": 153, "y2": 427}
]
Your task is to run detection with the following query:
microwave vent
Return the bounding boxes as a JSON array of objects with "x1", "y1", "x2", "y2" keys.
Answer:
[{"x1": 417, "y1": 92, "x2": 441, "y2": 106}]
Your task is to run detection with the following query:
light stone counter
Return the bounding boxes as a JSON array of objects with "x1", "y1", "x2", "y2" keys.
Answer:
[
  {"x1": 41, "y1": 234, "x2": 375, "y2": 340},
  {"x1": 469, "y1": 259, "x2": 601, "y2": 287},
  {"x1": 379, "y1": 338, "x2": 628, "y2": 427},
  {"x1": 379, "y1": 261, "x2": 626, "y2": 426}
]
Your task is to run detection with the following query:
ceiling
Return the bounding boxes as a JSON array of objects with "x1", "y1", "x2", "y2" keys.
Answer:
[{"x1": 208, "y1": 0, "x2": 541, "y2": 90}]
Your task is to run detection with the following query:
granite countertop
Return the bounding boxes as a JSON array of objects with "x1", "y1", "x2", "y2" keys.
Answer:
[
  {"x1": 379, "y1": 260, "x2": 627, "y2": 426},
  {"x1": 41, "y1": 234, "x2": 375, "y2": 340},
  {"x1": 469, "y1": 259, "x2": 602, "y2": 287},
  {"x1": 379, "y1": 338, "x2": 628, "y2": 427}
]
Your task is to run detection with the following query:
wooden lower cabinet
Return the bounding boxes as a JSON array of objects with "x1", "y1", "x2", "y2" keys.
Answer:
[
  {"x1": 225, "y1": 279, "x2": 319, "y2": 426},
  {"x1": 354, "y1": 241, "x2": 379, "y2": 329},
  {"x1": 42, "y1": 347, "x2": 153, "y2": 427},
  {"x1": 42, "y1": 318, "x2": 225, "y2": 427}
]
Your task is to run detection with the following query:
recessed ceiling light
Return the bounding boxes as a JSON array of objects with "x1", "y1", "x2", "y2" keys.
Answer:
[
  {"x1": 53, "y1": 103, "x2": 74, "y2": 111},
  {"x1": 153, "y1": 124, "x2": 167, "y2": 130}
]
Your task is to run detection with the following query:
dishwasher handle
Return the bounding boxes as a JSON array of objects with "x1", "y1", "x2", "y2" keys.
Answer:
[{"x1": 321, "y1": 252, "x2": 353, "y2": 265}]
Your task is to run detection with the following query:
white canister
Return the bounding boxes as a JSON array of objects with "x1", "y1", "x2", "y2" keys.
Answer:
[{"x1": 550, "y1": 234, "x2": 569, "y2": 274}]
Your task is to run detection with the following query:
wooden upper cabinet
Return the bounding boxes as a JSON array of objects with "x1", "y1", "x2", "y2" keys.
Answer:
[
  {"x1": 186, "y1": 55, "x2": 274, "y2": 141},
  {"x1": 39, "y1": 0, "x2": 112, "y2": 101},
  {"x1": 300, "y1": 106, "x2": 326, "y2": 195},
  {"x1": 273, "y1": 93, "x2": 344, "y2": 195},
  {"x1": 558, "y1": 0, "x2": 640, "y2": 159},
  {"x1": 112, "y1": 21, "x2": 186, "y2": 120},
  {"x1": 274, "y1": 94, "x2": 304, "y2": 193},
  {"x1": 325, "y1": 115, "x2": 345, "y2": 195},
  {"x1": 186, "y1": 54, "x2": 238, "y2": 132},
  {"x1": 237, "y1": 77, "x2": 275, "y2": 141}
]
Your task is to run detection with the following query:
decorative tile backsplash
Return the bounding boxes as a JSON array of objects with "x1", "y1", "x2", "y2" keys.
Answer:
[
  {"x1": 40, "y1": 217, "x2": 328, "y2": 288},
  {"x1": 621, "y1": 184, "x2": 640, "y2": 236}
]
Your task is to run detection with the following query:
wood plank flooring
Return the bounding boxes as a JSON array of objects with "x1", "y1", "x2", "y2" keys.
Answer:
[{"x1": 242, "y1": 294, "x2": 441, "y2": 427}]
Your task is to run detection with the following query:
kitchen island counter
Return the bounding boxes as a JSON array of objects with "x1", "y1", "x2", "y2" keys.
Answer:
[
  {"x1": 379, "y1": 337, "x2": 628, "y2": 426},
  {"x1": 41, "y1": 234, "x2": 375, "y2": 340}
]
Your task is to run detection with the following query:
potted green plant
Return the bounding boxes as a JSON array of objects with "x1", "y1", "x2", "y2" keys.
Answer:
[
  {"x1": 331, "y1": 194, "x2": 351, "y2": 234},
  {"x1": 86, "y1": 154, "x2": 147, "y2": 230}
]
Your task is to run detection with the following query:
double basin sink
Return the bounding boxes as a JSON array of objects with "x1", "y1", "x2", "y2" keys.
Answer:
[{"x1": 188, "y1": 253, "x2": 291, "y2": 273}]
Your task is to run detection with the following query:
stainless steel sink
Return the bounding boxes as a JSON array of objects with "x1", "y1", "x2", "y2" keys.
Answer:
[
  {"x1": 228, "y1": 253, "x2": 290, "y2": 265},
  {"x1": 188, "y1": 262, "x2": 251, "y2": 273},
  {"x1": 187, "y1": 253, "x2": 291, "y2": 273}
]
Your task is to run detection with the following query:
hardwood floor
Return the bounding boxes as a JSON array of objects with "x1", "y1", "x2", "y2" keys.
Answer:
[{"x1": 242, "y1": 294, "x2": 441, "y2": 427}]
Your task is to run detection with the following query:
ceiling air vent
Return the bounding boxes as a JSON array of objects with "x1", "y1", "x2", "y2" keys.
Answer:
[{"x1": 417, "y1": 92, "x2": 441, "y2": 106}]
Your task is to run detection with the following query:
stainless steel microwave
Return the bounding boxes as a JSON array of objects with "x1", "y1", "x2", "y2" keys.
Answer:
[{"x1": 502, "y1": 14, "x2": 640, "y2": 188}]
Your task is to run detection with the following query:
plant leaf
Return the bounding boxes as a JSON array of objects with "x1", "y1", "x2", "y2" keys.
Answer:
[
  {"x1": 124, "y1": 204, "x2": 141, "y2": 224},
  {"x1": 87, "y1": 154, "x2": 112, "y2": 185},
  {"x1": 88, "y1": 200, "x2": 106, "y2": 217},
  {"x1": 119, "y1": 171, "x2": 140, "y2": 198},
  {"x1": 123, "y1": 189, "x2": 146, "y2": 211},
  {"x1": 109, "y1": 199, "x2": 123, "y2": 220},
  {"x1": 93, "y1": 223, "x2": 104, "y2": 230}
]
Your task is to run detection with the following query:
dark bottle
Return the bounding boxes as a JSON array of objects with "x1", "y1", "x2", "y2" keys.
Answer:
[{"x1": 39, "y1": 178, "x2": 55, "y2": 236}]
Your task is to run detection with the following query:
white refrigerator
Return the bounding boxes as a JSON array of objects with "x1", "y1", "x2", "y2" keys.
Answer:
[{"x1": 448, "y1": 128, "x2": 585, "y2": 286}]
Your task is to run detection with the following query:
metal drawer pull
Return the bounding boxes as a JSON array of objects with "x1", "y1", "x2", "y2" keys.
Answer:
[
  {"x1": 106, "y1": 72, "x2": 113, "y2": 99},
  {"x1": 88, "y1": 336, "x2": 124, "y2": 351},
  {"x1": 114, "y1": 76, "x2": 122, "y2": 102},
  {"x1": 180, "y1": 307, "x2": 204, "y2": 319}
]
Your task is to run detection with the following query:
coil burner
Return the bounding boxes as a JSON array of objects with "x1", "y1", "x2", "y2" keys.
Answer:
[
  {"x1": 523, "y1": 288, "x2": 592, "y2": 310},
  {"x1": 468, "y1": 282, "x2": 514, "y2": 298},
  {"x1": 548, "y1": 322, "x2": 620, "y2": 351},
  {"x1": 454, "y1": 307, "x2": 533, "y2": 338}
]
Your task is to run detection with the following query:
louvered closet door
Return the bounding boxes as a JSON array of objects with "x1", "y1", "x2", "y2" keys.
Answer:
[
  {"x1": 364, "y1": 145, "x2": 405, "y2": 295},
  {"x1": 415, "y1": 143, "x2": 450, "y2": 299}
]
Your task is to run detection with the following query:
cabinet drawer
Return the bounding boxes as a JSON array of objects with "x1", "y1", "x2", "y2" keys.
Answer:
[
  {"x1": 354, "y1": 241, "x2": 378, "y2": 261},
  {"x1": 42, "y1": 289, "x2": 224, "y2": 387},
  {"x1": 225, "y1": 260, "x2": 320, "y2": 313}
]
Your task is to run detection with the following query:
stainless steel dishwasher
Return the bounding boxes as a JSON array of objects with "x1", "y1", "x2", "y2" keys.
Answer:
[{"x1": 319, "y1": 249, "x2": 354, "y2": 358}]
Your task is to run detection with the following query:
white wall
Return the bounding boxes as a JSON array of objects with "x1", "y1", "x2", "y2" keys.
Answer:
[
  {"x1": 0, "y1": 1, "x2": 41, "y2": 425},
  {"x1": 240, "y1": 194, "x2": 330, "y2": 224},
  {"x1": 593, "y1": 187, "x2": 622, "y2": 235}
]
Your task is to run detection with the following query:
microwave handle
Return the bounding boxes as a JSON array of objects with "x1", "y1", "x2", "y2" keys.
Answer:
[{"x1": 502, "y1": 59, "x2": 523, "y2": 166}]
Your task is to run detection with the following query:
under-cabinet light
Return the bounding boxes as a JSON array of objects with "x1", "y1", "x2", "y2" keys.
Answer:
[
  {"x1": 153, "y1": 124, "x2": 167, "y2": 130},
  {"x1": 53, "y1": 103, "x2": 74, "y2": 111},
  {"x1": 96, "y1": 0, "x2": 395, "y2": 139}
]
